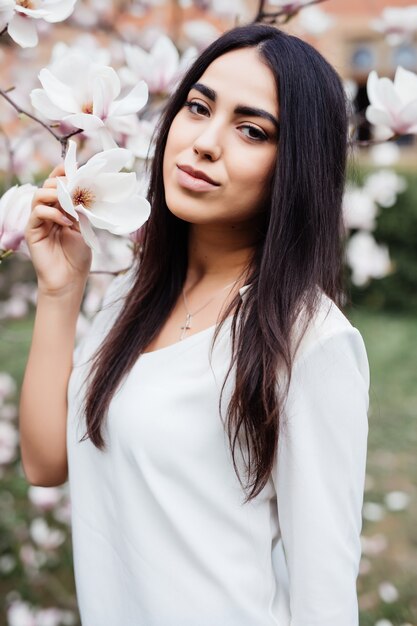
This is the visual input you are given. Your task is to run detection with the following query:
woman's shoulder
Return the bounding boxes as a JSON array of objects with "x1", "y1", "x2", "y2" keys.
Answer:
[{"x1": 292, "y1": 291, "x2": 369, "y2": 383}]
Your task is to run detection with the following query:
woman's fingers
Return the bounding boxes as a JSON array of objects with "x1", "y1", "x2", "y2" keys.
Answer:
[
  {"x1": 32, "y1": 188, "x2": 60, "y2": 208},
  {"x1": 48, "y1": 163, "x2": 66, "y2": 178},
  {"x1": 27, "y1": 204, "x2": 75, "y2": 231}
]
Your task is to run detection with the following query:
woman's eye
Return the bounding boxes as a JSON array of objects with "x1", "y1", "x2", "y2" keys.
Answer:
[
  {"x1": 184, "y1": 100, "x2": 209, "y2": 116},
  {"x1": 240, "y1": 125, "x2": 268, "y2": 142}
]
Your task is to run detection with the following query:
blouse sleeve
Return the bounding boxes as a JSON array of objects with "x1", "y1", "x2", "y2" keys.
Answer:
[{"x1": 273, "y1": 327, "x2": 370, "y2": 626}]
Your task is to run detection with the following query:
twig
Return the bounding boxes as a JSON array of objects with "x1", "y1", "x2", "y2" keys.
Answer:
[
  {"x1": 0, "y1": 88, "x2": 83, "y2": 157},
  {"x1": 350, "y1": 135, "x2": 399, "y2": 148},
  {"x1": 0, "y1": 126, "x2": 14, "y2": 187},
  {"x1": 253, "y1": 0, "x2": 329, "y2": 25}
]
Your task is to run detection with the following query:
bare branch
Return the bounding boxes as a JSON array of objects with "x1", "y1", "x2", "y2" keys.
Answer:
[
  {"x1": 253, "y1": 0, "x2": 329, "y2": 25},
  {"x1": 0, "y1": 87, "x2": 83, "y2": 158}
]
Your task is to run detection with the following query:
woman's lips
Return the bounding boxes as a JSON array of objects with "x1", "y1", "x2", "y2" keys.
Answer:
[{"x1": 176, "y1": 166, "x2": 220, "y2": 192}]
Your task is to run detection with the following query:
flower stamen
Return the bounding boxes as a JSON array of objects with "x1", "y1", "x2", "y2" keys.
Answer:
[
  {"x1": 72, "y1": 187, "x2": 95, "y2": 209},
  {"x1": 16, "y1": 0, "x2": 35, "y2": 8},
  {"x1": 82, "y1": 102, "x2": 94, "y2": 114}
]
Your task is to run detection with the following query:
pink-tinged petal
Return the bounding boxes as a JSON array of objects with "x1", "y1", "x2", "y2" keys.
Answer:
[
  {"x1": 109, "y1": 81, "x2": 148, "y2": 117},
  {"x1": 366, "y1": 71, "x2": 382, "y2": 109},
  {"x1": 85, "y1": 196, "x2": 151, "y2": 234},
  {"x1": 365, "y1": 105, "x2": 393, "y2": 132},
  {"x1": 394, "y1": 66, "x2": 417, "y2": 103},
  {"x1": 1, "y1": 230, "x2": 25, "y2": 252},
  {"x1": 93, "y1": 172, "x2": 137, "y2": 202},
  {"x1": 64, "y1": 140, "x2": 78, "y2": 181},
  {"x1": 377, "y1": 77, "x2": 402, "y2": 114},
  {"x1": 99, "y1": 127, "x2": 119, "y2": 151},
  {"x1": 30, "y1": 88, "x2": 66, "y2": 120},
  {"x1": 42, "y1": 0, "x2": 77, "y2": 22},
  {"x1": 7, "y1": 13, "x2": 38, "y2": 48},
  {"x1": 398, "y1": 99, "x2": 417, "y2": 132},
  {"x1": 92, "y1": 76, "x2": 108, "y2": 120},
  {"x1": 14, "y1": 6, "x2": 49, "y2": 18},
  {"x1": 84, "y1": 148, "x2": 132, "y2": 174},
  {"x1": 56, "y1": 178, "x2": 79, "y2": 220},
  {"x1": 77, "y1": 211, "x2": 101, "y2": 251},
  {"x1": 38, "y1": 68, "x2": 79, "y2": 113},
  {"x1": 64, "y1": 113, "x2": 105, "y2": 131}
]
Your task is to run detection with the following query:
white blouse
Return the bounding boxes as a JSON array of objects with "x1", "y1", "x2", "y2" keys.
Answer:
[{"x1": 66, "y1": 268, "x2": 369, "y2": 626}]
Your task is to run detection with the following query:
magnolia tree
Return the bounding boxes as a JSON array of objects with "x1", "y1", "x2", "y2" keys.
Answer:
[{"x1": 0, "y1": 0, "x2": 416, "y2": 623}]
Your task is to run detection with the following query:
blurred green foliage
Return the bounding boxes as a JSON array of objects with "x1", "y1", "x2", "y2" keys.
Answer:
[{"x1": 347, "y1": 166, "x2": 417, "y2": 313}]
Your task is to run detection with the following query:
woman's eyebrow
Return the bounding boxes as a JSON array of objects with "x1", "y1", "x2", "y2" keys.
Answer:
[{"x1": 190, "y1": 82, "x2": 280, "y2": 131}]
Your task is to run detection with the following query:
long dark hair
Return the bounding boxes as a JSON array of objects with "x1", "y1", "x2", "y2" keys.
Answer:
[{"x1": 81, "y1": 23, "x2": 348, "y2": 503}]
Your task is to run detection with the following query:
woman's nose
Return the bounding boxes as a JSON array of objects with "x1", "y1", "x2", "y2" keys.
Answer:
[{"x1": 192, "y1": 124, "x2": 222, "y2": 161}]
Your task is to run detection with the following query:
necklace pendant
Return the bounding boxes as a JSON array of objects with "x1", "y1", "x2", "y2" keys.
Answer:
[{"x1": 180, "y1": 313, "x2": 192, "y2": 340}]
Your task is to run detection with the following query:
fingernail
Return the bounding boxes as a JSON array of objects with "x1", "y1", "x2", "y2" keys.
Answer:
[{"x1": 62, "y1": 217, "x2": 73, "y2": 225}]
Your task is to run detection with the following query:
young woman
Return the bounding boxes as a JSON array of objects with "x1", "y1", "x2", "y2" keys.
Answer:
[{"x1": 19, "y1": 23, "x2": 369, "y2": 626}]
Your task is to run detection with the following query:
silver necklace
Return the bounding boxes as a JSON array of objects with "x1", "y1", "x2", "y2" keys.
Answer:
[{"x1": 180, "y1": 278, "x2": 240, "y2": 340}]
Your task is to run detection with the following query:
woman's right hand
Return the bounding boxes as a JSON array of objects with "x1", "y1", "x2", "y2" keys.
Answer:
[{"x1": 25, "y1": 163, "x2": 92, "y2": 296}]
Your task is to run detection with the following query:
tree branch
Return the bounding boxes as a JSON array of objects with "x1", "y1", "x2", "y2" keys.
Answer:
[
  {"x1": 0, "y1": 87, "x2": 83, "y2": 157},
  {"x1": 253, "y1": 0, "x2": 329, "y2": 25}
]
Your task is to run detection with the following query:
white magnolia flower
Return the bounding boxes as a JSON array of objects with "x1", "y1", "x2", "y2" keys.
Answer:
[
  {"x1": 122, "y1": 35, "x2": 197, "y2": 94},
  {"x1": 0, "y1": 372, "x2": 17, "y2": 404},
  {"x1": 30, "y1": 517, "x2": 66, "y2": 550},
  {"x1": 268, "y1": 0, "x2": 310, "y2": 11},
  {"x1": 346, "y1": 231, "x2": 391, "y2": 286},
  {"x1": 362, "y1": 501, "x2": 386, "y2": 522},
  {"x1": 360, "y1": 532, "x2": 388, "y2": 556},
  {"x1": 384, "y1": 490, "x2": 411, "y2": 511},
  {"x1": 343, "y1": 186, "x2": 378, "y2": 231},
  {"x1": 0, "y1": 183, "x2": 36, "y2": 256},
  {"x1": 371, "y1": 6, "x2": 417, "y2": 46},
  {"x1": 28, "y1": 486, "x2": 63, "y2": 511},
  {"x1": 182, "y1": 20, "x2": 221, "y2": 50},
  {"x1": 7, "y1": 601, "x2": 36, "y2": 626},
  {"x1": 378, "y1": 581, "x2": 399, "y2": 603},
  {"x1": 364, "y1": 169, "x2": 407, "y2": 207},
  {"x1": 1, "y1": 0, "x2": 77, "y2": 48},
  {"x1": 0, "y1": 419, "x2": 19, "y2": 465},
  {"x1": 366, "y1": 66, "x2": 417, "y2": 138},
  {"x1": 369, "y1": 142, "x2": 400, "y2": 167},
  {"x1": 30, "y1": 52, "x2": 148, "y2": 150},
  {"x1": 56, "y1": 140, "x2": 151, "y2": 251},
  {"x1": 297, "y1": 6, "x2": 335, "y2": 36}
]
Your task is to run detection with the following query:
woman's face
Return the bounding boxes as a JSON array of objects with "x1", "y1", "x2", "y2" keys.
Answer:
[{"x1": 162, "y1": 47, "x2": 279, "y2": 228}]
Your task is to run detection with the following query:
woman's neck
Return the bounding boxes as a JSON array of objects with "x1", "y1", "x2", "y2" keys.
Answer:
[{"x1": 186, "y1": 222, "x2": 259, "y2": 287}]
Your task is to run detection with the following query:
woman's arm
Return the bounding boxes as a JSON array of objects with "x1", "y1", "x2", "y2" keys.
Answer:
[
  {"x1": 273, "y1": 326, "x2": 370, "y2": 626},
  {"x1": 19, "y1": 285, "x2": 86, "y2": 487},
  {"x1": 18, "y1": 163, "x2": 91, "y2": 486}
]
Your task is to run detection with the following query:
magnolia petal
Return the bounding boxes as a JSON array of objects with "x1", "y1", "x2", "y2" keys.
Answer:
[
  {"x1": 64, "y1": 113, "x2": 105, "y2": 131},
  {"x1": 30, "y1": 88, "x2": 66, "y2": 120},
  {"x1": 378, "y1": 77, "x2": 402, "y2": 114},
  {"x1": 56, "y1": 178, "x2": 79, "y2": 220},
  {"x1": 92, "y1": 75, "x2": 109, "y2": 120},
  {"x1": 366, "y1": 71, "x2": 382, "y2": 109},
  {"x1": 77, "y1": 211, "x2": 101, "y2": 252},
  {"x1": 394, "y1": 66, "x2": 417, "y2": 103},
  {"x1": 399, "y1": 99, "x2": 417, "y2": 131},
  {"x1": 42, "y1": 0, "x2": 77, "y2": 23},
  {"x1": 39, "y1": 68, "x2": 79, "y2": 113},
  {"x1": 109, "y1": 81, "x2": 149, "y2": 117},
  {"x1": 98, "y1": 127, "x2": 119, "y2": 151},
  {"x1": 93, "y1": 172, "x2": 138, "y2": 202},
  {"x1": 64, "y1": 140, "x2": 78, "y2": 182},
  {"x1": 365, "y1": 105, "x2": 392, "y2": 130},
  {"x1": 7, "y1": 13, "x2": 38, "y2": 48},
  {"x1": 84, "y1": 147, "x2": 132, "y2": 174},
  {"x1": 84, "y1": 196, "x2": 151, "y2": 234}
]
